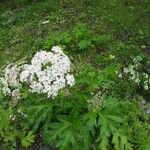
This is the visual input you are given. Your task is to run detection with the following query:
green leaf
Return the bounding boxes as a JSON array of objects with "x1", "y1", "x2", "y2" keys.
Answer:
[
  {"x1": 138, "y1": 30, "x2": 144, "y2": 35},
  {"x1": 98, "y1": 135, "x2": 110, "y2": 150},
  {"x1": 97, "y1": 97, "x2": 125, "y2": 150},
  {"x1": 83, "y1": 111, "x2": 97, "y2": 131},
  {"x1": 0, "y1": 106, "x2": 11, "y2": 131},
  {"x1": 47, "y1": 111, "x2": 90, "y2": 150},
  {"x1": 112, "y1": 129, "x2": 132, "y2": 150},
  {"x1": 21, "y1": 132, "x2": 35, "y2": 148},
  {"x1": 78, "y1": 40, "x2": 92, "y2": 50},
  {"x1": 27, "y1": 101, "x2": 52, "y2": 131}
]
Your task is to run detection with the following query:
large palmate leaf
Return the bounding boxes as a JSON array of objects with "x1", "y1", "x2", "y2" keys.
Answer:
[
  {"x1": 47, "y1": 110, "x2": 90, "y2": 150},
  {"x1": 112, "y1": 128, "x2": 132, "y2": 150},
  {"x1": 21, "y1": 132, "x2": 35, "y2": 148},
  {"x1": 96, "y1": 97, "x2": 132, "y2": 150},
  {"x1": 26, "y1": 101, "x2": 52, "y2": 131},
  {"x1": 0, "y1": 106, "x2": 11, "y2": 132}
]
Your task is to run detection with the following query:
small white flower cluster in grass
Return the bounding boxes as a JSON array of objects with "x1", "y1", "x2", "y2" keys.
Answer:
[
  {"x1": 0, "y1": 64, "x2": 21, "y2": 100},
  {"x1": 118, "y1": 56, "x2": 149, "y2": 91},
  {"x1": 1, "y1": 46, "x2": 75, "y2": 99}
]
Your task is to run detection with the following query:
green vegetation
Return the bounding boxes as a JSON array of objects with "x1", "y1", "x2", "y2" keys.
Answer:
[{"x1": 0, "y1": 0, "x2": 150, "y2": 150}]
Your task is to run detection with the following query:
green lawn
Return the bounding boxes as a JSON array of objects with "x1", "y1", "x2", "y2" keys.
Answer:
[{"x1": 0, "y1": 0, "x2": 149, "y2": 67}]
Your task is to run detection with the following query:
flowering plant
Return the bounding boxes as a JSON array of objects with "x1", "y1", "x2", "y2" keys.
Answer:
[
  {"x1": 118, "y1": 55, "x2": 149, "y2": 91},
  {"x1": 1, "y1": 46, "x2": 75, "y2": 100}
]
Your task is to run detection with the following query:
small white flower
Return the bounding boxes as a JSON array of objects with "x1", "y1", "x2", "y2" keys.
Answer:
[
  {"x1": 129, "y1": 68, "x2": 135, "y2": 75},
  {"x1": 42, "y1": 20, "x2": 49, "y2": 24},
  {"x1": 130, "y1": 74, "x2": 136, "y2": 80},
  {"x1": 66, "y1": 74, "x2": 75, "y2": 86},
  {"x1": 123, "y1": 68, "x2": 129, "y2": 74},
  {"x1": 18, "y1": 109, "x2": 21, "y2": 113},
  {"x1": 129, "y1": 65, "x2": 134, "y2": 69},
  {"x1": 143, "y1": 73, "x2": 148, "y2": 79},
  {"x1": 118, "y1": 74, "x2": 122, "y2": 78},
  {"x1": 12, "y1": 89, "x2": 20, "y2": 100},
  {"x1": 135, "y1": 78, "x2": 140, "y2": 84},
  {"x1": 144, "y1": 84, "x2": 148, "y2": 90},
  {"x1": 1, "y1": 64, "x2": 21, "y2": 99}
]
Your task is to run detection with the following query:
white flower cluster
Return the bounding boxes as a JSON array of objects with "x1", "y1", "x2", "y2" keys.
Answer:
[
  {"x1": 20, "y1": 46, "x2": 75, "y2": 98},
  {"x1": 0, "y1": 64, "x2": 21, "y2": 100},
  {"x1": 118, "y1": 56, "x2": 149, "y2": 91},
  {"x1": 1, "y1": 46, "x2": 75, "y2": 99}
]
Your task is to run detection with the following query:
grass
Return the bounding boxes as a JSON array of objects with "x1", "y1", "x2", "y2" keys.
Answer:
[{"x1": 0, "y1": 0, "x2": 150, "y2": 68}]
